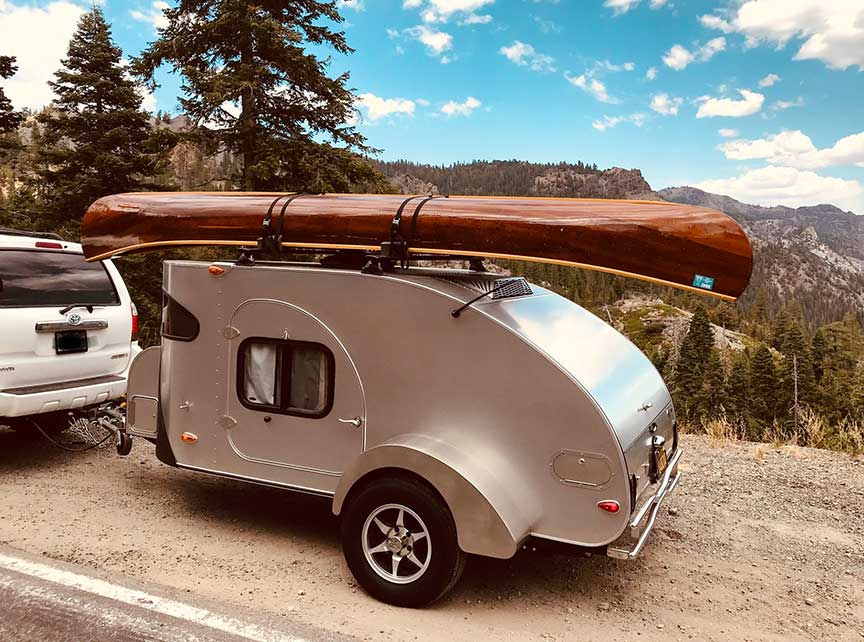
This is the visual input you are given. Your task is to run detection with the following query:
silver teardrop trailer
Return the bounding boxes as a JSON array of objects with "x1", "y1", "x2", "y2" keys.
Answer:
[{"x1": 120, "y1": 258, "x2": 681, "y2": 607}]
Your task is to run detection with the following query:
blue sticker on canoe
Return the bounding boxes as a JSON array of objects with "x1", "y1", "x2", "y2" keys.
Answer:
[{"x1": 693, "y1": 274, "x2": 715, "y2": 291}]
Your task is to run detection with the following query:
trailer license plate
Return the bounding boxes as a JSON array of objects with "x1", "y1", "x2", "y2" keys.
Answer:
[
  {"x1": 55, "y1": 330, "x2": 88, "y2": 354},
  {"x1": 656, "y1": 447, "x2": 668, "y2": 477}
]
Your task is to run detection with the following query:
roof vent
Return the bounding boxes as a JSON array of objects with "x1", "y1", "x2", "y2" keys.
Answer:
[
  {"x1": 439, "y1": 276, "x2": 533, "y2": 299},
  {"x1": 491, "y1": 277, "x2": 533, "y2": 300}
]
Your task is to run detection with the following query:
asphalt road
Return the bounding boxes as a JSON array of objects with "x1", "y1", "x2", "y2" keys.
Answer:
[{"x1": 0, "y1": 545, "x2": 354, "y2": 642}]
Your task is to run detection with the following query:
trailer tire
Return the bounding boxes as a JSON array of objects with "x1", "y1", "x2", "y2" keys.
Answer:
[{"x1": 341, "y1": 476, "x2": 466, "y2": 608}]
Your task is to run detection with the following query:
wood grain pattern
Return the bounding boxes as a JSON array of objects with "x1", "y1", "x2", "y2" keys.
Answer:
[{"x1": 81, "y1": 192, "x2": 753, "y2": 300}]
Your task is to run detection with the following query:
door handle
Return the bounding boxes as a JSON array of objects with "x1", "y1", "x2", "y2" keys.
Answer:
[
  {"x1": 178, "y1": 401, "x2": 191, "y2": 411},
  {"x1": 338, "y1": 416, "x2": 362, "y2": 428}
]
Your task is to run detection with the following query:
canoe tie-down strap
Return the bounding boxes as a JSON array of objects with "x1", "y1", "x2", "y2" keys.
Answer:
[
  {"x1": 382, "y1": 194, "x2": 447, "y2": 268},
  {"x1": 259, "y1": 193, "x2": 313, "y2": 253}
]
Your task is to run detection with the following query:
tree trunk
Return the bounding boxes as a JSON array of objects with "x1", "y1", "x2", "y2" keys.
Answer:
[{"x1": 238, "y1": 8, "x2": 256, "y2": 191}]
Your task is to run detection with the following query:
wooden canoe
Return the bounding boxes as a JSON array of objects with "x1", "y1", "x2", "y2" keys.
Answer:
[{"x1": 81, "y1": 192, "x2": 753, "y2": 300}]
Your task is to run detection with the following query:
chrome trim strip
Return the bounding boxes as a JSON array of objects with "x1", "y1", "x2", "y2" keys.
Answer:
[
  {"x1": 176, "y1": 463, "x2": 335, "y2": 498},
  {"x1": 35, "y1": 320, "x2": 109, "y2": 332}
]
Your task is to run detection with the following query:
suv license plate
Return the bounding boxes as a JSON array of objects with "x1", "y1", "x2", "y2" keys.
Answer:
[{"x1": 55, "y1": 330, "x2": 88, "y2": 354}]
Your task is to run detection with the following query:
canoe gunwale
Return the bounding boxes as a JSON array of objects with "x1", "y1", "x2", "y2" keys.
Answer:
[{"x1": 86, "y1": 238, "x2": 739, "y2": 301}]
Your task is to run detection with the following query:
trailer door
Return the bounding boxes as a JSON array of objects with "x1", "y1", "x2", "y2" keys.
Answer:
[{"x1": 226, "y1": 299, "x2": 365, "y2": 476}]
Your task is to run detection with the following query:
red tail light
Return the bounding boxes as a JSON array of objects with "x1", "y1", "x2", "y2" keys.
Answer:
[
  {"x1": 130, "y1": 302, "x2": 139, "y2": 341},
  {"x1": 597, "y1": 500, "x2": 620, "y2": 513},
  {"x1": 35, "y1": 241, "x2": 63, "y2": 249}
]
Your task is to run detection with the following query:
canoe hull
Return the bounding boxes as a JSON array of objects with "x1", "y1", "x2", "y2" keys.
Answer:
[{"x1": 81, "y1": 192, "x2": 752, "y2": 300}]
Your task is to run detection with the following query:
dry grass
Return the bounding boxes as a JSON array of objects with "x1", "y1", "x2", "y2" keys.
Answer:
[
  {"x1": 704, "y1": 414, "x2": 745, "y2": 444},
  {"x1": 691, "y1": 409, "x2": 864, "y2": 457}
]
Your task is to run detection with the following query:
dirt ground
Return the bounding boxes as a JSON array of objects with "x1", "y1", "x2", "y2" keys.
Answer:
[{"x1": 1, "y1": 429, "x2": 862, "y2": 642}]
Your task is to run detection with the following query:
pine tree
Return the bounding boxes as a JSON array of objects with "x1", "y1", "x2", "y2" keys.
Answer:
[
  {"x1": 134, "y1": 0, "x2": 385, "y2": 192},
  {"x1": 749, "y1": 344, "x2": 779, "y2": 431},
  {"x1": 0, "y1": 56, "x2": 23, "y2": 136},
  {"x1": 34, "y1": 8, "x2": 153, "y2": 230},
  {"x1": 698, "y1": 348, "x2": 727, "y2": 419},
  {"x1": 775, "y1": 320, "x2": 815, "y2": 411},
  {"x1": 672, "y1": 306, "x2": 714, "y2": 421},
  {"x1": 726, "y1": 353, "x2": 750, "y2": 421}
]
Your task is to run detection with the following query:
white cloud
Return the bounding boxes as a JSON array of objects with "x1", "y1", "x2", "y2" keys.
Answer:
[
  {"x1": 499, "y1": 41, "x2": 555, "y2": 72},
  {"x1": 130, "y1": 1, "x2": 169, "y2": 30},
  {"x1": 701, "y1": 1, "x2": 864, "y2": 70},
  {"x1": 415, "y1": 98, "x2": 431, "y2": 106},
  {"x1": 718, "y1": 128, "x2": 739, "y2": 138},
  {"x1": 695, "y1": 166, "x2": 863, "y2": 212},
  {"x1": 771, "y1": 97, "x2": 804, "y2": 111},
  {"x1": 699, "y1": 14, "x2": 733, "y2": 33},
  {"x1": 696, "y1": 89, "x2": 764, "y2": 118},
  {"x1": 441, "y1": 96, "x2": 481, "y2": 117},
  {"x1": 338, "y1": 0, "x2": 365, "y2": 10},
  {"x1": 662, "y1": 37, "x2": 726, "y2": 70},
  {"x1": 0, "y1": 0, "x2": 87, "y2": 110},
  {"x1": 595, "y1": 60, "x2": 635, "y2": 73},
  {"x1": 662, "y1": 45, "x2": 692, "y2": 70},
  {"x1": 650, "y1": 93, "x2": 683, "y2": 116},
  {"x1": 458, "y1": 13, "x2": 491, "y2": 24},
  {"x1": 565, "y1": 72, "x2": 617, "y2": 104},
  {"x1": 356, "y1": 93, "x2": 415, "y2": 121},
  {"x1": 650, "y1": 0, "x2": 668, "y2": 7},
  {"x1": 414, "y1": 0, "x2": 495, "y2": 23},
  {"x1": 603, "y1": 0, "x2": 640, "y2": 15},
  {"x1": 645, "y1": 66, "x2": 657, "y2": 80},
  {"x1": 403, "y1": 25, "x2": 453, "y2": 59},
  {"x1": 718, "y1": 129, "x2": 864, "y2": 169},
  {"x1": 592, "y1": 113, "x2": 646, "y2": 132},
  {"x1": 758, "y1": 73, "x2": 780, "y2": 88},
  {"x1": 139, "y1": 87, "x2": 157, "y2": 112}
]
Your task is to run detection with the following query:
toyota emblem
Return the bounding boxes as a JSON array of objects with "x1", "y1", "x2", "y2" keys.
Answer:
[{"x1": 67, "y1": 313, "x2": 82, "y2": 326}]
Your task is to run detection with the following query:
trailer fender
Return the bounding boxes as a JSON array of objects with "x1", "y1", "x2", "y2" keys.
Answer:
[
  {"x1": 333, "y1": 434, "x2": 540, "y2": 559},
  {"x1": 126, "y1": 346, "x2": 160, "y2": 440}
]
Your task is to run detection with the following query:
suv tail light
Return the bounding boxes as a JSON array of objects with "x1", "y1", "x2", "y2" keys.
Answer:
[{"x1": 131, "y1": 302, "x2": 139, "y2": 341}]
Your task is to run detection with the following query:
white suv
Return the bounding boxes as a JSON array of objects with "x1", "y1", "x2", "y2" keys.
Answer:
[{"x1": 0, "y1": 229, "x2": 141, "y2": 434}]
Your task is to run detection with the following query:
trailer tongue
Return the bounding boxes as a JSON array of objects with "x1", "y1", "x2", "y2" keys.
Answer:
[{"x1": 81, "y1": 192, "x2": 753, "y2": 300}]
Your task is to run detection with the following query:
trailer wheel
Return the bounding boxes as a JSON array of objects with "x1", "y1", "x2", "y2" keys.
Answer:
[{"x1": 341, "y1": 476, "x2": 466, "y2": 607}]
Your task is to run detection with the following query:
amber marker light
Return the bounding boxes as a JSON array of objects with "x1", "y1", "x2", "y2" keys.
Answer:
[
  {"x1": 181, "y1": 432, "x2": 198, "y2": 443},
  {"x1": 208, "y1": 265, "x2": 225, "y2": 276},
  {"x1": 597, "y1": 500, "x2": 620, "y2": 513}
]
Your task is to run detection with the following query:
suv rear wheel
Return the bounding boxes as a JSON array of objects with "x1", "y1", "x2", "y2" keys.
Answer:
[{"x1": 341, "y1": 476, "x2": 466, "y2": 608}]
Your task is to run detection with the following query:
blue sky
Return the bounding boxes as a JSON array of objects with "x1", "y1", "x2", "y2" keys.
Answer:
[{"x1": 2, "y1": 0, "x2": 863, "y2": 211}]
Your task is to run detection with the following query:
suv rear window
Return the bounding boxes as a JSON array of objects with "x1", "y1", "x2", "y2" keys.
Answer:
[{"x1": 0, "y1": 249, "x2": 119, "y2": 308}]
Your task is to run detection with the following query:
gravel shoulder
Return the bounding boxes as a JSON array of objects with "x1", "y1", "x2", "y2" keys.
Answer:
[{"x1": 1, "y1": 430, "x2": 862, "y2": 642}]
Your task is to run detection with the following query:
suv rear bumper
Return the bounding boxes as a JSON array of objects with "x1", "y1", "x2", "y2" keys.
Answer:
[
  {"x1": 606, "y1": 447, "x2": 682, "y2": 560},
  {"x1": 0, "y1": 373, "x2": 127, "y2": 418}
]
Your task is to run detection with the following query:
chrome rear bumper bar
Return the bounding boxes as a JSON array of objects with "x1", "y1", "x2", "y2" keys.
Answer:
[
  {"x1": 35, "y1": 320, "x2": 109, "y2": 332},
  {"x1": 606, "y1": 448, "x2": 682, "y2": 560}
]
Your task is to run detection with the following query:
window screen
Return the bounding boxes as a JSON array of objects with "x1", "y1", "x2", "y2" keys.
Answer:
[
  {"x1": 238, "y1": 339, "x2": 334, "y2": 417},
  {"x1": 0, "y1": 250, "x2": 119, "y2": 308}
]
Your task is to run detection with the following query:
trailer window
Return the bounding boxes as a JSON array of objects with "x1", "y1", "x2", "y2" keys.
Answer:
[
  {"x1": 238, "y1": 338, "x2": 334, "y2": 418},
  {"x1": 161, "y1": 292, "x2": 199, "y2": 341}
]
